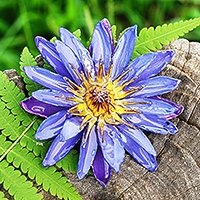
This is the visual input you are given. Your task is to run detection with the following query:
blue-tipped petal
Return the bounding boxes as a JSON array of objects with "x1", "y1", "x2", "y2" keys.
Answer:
[
  {"x1": 59, "y1": 27, "x2": 82, "y2": 58},
  {"x1": 32, "y1": 89, "x2": 78, "y2": 108},
  {"x1": 120, "y1": 131, "x2": 158, "y2": 172},
  {"x1": 35, "y1": 36, "x2": 72, "y2": 79},
  {"x1": 42, "y1": 132, "x2": 82, "y2": 167},
  {"x1": 77, "y1": 126, "x2": 98, "y2": 180},
  {"x1": 54, "y1": 40, "x2": 83, "y2": 85},
  {"x1": 134, "y1": 50, "x2": 175, "y2": 84},
  {"x1": 124, "y1": 97, "x2": 179, "y2": 116},
  {"x1": 23, "y1": 66, "x2": 69, "y2": 92},
  {"x1": 150, "y1": 96, "x2": 184, "y2": 120},
  {"x1": 60, "y1": 116, "x2": 82, "y2": 141},
  {"x1": 126, "y1": 76, "x2": 181, "y2": 98},
  {"x1": 35, "y1": 110, "x2": 69, "y2": 140},
  {"x1": 111, "y1": 25, "x2": 137, "y2": 80},
  {"x1": 59, "y1": 27, "x2": 95, "y2": 78},
  {"x1": 117, "y1": 124, "x2": 157, "y2": 156},
  {"x1": 20, "y1": 96, "x2": 63, "y2": 118},
  {"x1": 122, "y1": 51, "x2": 174, "y2": 84},
  {"x1": 98, "y1": 124, "x2": 125, "y2": 173},
  {"x1": 101, "y1": 18, "x2": 114, "y2": 53},
  {"x1": 90, "y1": 22, "x2": 111, "y2": 74},
  {"x1": 92, "y1": 146, "x2": 112, "y2": 187},
  {"x1": 125, "y1": 113, "x2": 179, "y2": 134},
  {"x1": 118, "y1": 52, "x2": 157, "y2": 85}
]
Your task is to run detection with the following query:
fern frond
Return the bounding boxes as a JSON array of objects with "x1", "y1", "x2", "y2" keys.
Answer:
[
  {"x1": 0, "y1": 191, "x2": 8, "y2": 200},
  {"x1": 132, "y1": 17, "x2": 200, "y2": 58},
  {"x1": 0, "y1": 160, "x2": 41, "y2": 200},
  {"x1": 20, "y1": 47, "x2": 43, "y2": 96},
  {"x1": 0, "y1": 72, "x2": 33, "y2": 126},
  {"x1": 19, "y1": 47, "x2": 37, "y2": 70},
  {"x1": 0, "y1": 71, "x2": 82, "y2": 199},
  {"x1": 2, "y1": 143, "x2": 81, "y2": 200}
]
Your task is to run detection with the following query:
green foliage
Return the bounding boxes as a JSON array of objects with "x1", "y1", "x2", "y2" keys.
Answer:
[
  {"x1": 132, "y1": 17, "x2": 200, "y2": 58},
  {"x1": 0, "y1": 49, "x2": 82, "y2": 199},
  {"x1": 111, "y1": 25, "x2": 117, "y2": 46},
  {"x1": 20, "y1": 47, "x2": 43, "y2": 96},
  {"x1": 0, "y1": 191, "x2": 8, "y2": 200},
  {"x1": 73, "y1": 29, "x2": 82, "y2": 41},
  {"x1": 1, "y1": 0, "x2": 200, "y2": 72},
  {"x1": 0, "y1": 160, "x2": 41, "y2": 200}
]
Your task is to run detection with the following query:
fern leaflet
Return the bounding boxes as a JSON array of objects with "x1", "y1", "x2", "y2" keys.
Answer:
[
  {"x1": 132, "y1": 17, "x2": 200, "y2": 58},
  {"x1": 0, "y1": 136, "x2": 81, "y2": 200},
  {"x1": 0, "y1": 191, "x2": 8, "y2": 200},
  {"x1": 20, "y1": 47, "x2": 43, "y2": 96},
  {"x1": 0, "y1": 160, "x2": 41, "y2": 200}
]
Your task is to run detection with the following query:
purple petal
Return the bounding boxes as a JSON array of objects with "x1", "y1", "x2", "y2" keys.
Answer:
[
  {"x1": 60, "y1": 116, "x2": 82, "y2": 141},
  {"x1": 150, "y1": 96, "x2": 184, "y2": 120},
  {"x1": 54, "y1": 40, "x2": 83, "y2": 85},
  {"x1": 124, "y1": 97, "x2": 179, "y2": 116},
  {"x1": 59, "y1": 27, "x2": 82, "y2": 59},
  {"x1": 92, "y1": 146, "x2": 112, "y2": 187},
  {"x1": 20, "y1": 96, "x2": 63, "y2": 118},
  {"x1": 72, "y1": 38, "x2": 95, "y2": 78},
  {"x1": 98, "y1": 124, "x2": 125, "y2": 173},
  {"x1": 35, "y1": 110, "x2": 69, "y2": 140},
  {"x1": 118, "y1": 52, "x2": 157, "y2": 85},
  {"x1": 111, "y1": 25, "x2": 137, "y2": 80},
  {"x1": 32, "y1": 89, "x2": 78, "y2": 107},
  {"x1": 126, "y1": 76, "x2": 181, "y2": 98},
  {"x1": 123, "y1": 51, "x2": 174, "y2": 84},
  {"x1": 101, "y1": 18, "x2": 114, "y2": 53},
  {"x1": 77, "y1": 126, "x2": 98, "y2": 180},
  {"x1": 35, "y1": 36, "x2": 72, "y2": 79},
  {"x1": 23, "y1": 66, "x2": 69, "y2": 92},
  {"x1": 125, "y1": 113, "x2": 179, "y2": 135},
  {"x1": 42, "y1": 132, "x2": 82, "y2": 167},
  {"x1": 120, "y1": 128, "x2": 158, "y2": 172},
  {"x1": 90, "y1": 22, "x2": 111, "y2": 74},
  {"x1": 117, "y1": 124, "x2": 157, "y2": 156},
  {"x1": 59, "y1": 27, "x2": 95, "y2": 78}
]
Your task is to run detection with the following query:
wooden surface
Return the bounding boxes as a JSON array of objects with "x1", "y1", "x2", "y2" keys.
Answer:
[{"x1": 4, "y1": 39, "x2": 200, "y2": 200}]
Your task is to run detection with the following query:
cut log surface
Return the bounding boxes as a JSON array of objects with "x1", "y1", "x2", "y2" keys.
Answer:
[{"x1": 4, "y1": 39, "x2": 200, "y2": 200}]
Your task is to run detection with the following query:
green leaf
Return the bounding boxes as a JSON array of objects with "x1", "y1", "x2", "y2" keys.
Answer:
[
  {"x1": 132, "y1": 17, "x2": 200, "y2": 58},
  {"x1": 0, "y1": 191, "x2": 8, "y2": 200},
  {"x1": 50, "y1": 36, "x2": 57, "y2": 44},
  {"x1": 111, "y1": 25, "x2": 117, "y2": 46},
  {"x1": 19, "y1": 46, "x2": 37, "y2": 71},
  {"x1": 0, "y1": 160, "x2": 42, "y2": 200},
  {"x1": 0, "y1": 70, "x2": 82, "y2": 199},
  {"x1": 19, "y1": 47, "x2": 43, "y2": 96},
  {"x1": 73, "y1": 29, "x2": 81, "y2": 40},
  {"x1": 0, "y1": 142, "x2": 82, "y2": 200}
]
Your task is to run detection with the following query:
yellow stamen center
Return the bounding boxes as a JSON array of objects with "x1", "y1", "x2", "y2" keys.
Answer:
[{"x1": 65, "y1": 63, "x2": 145, "y2": 146}]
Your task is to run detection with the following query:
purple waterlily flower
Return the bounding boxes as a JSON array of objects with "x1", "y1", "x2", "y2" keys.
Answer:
[{"x1": 20, "y1": 18, "x2": 184, "y2": 187}]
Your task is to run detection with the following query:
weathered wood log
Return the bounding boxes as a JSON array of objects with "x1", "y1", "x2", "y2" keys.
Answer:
[{"x1": 4, "y1": 39, "x2": 200, "y2": 199}]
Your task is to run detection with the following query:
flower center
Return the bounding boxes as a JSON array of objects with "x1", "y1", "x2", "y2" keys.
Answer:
[{"x1": 84, "y1": 85, "x2": 114, "y2": 117}]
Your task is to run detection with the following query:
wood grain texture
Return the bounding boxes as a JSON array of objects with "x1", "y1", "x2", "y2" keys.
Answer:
[{"x1": 3, "y1": 39, "x2": 200, "y2": 200}]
